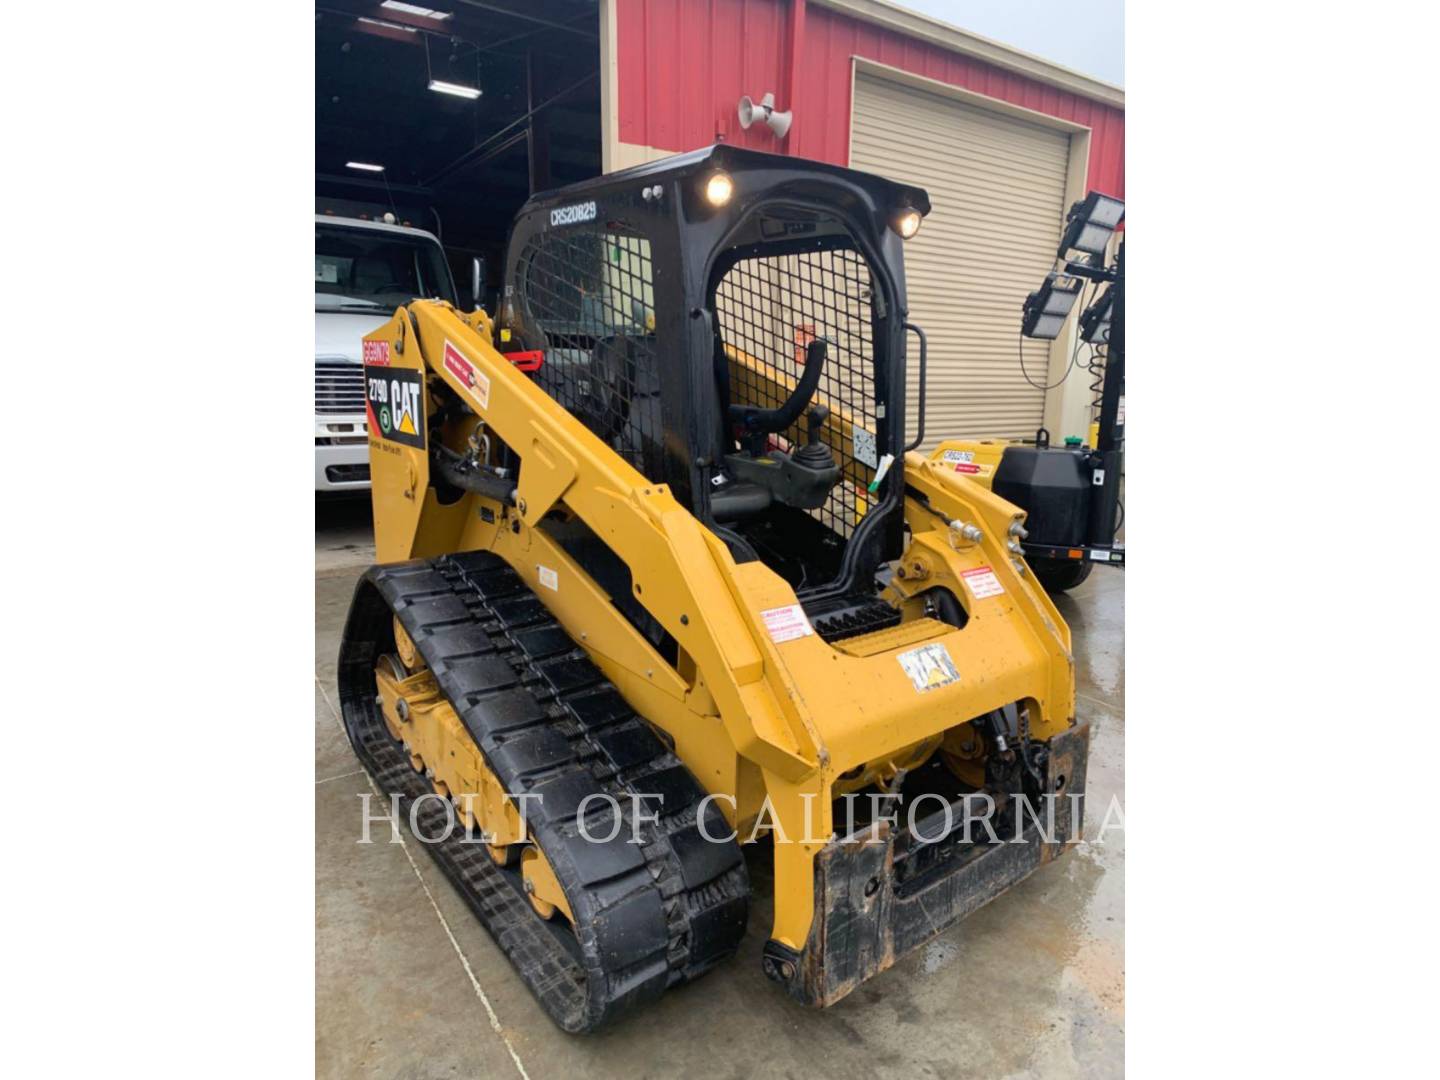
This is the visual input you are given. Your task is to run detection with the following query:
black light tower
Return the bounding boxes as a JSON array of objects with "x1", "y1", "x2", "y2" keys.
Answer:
[
  {"x1": 1083, "y1": 239, "x2": 1123, "y2": 549},
  {"x1": 1009, "y1": 191, "x2": 1126, "y2": 585}
]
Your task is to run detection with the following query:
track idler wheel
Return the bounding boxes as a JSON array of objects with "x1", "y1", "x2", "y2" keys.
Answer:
[{"x1": 522, "y1": 847, "x2": 574, "y2": 923}]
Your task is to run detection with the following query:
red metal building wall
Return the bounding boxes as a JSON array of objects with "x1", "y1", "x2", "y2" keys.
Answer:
[{"x1": 615, "y1": 0, "x2": 1124, "y2": 199}]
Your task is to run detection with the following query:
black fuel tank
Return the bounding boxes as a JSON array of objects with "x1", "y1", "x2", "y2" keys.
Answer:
[{"x1": 993, "y1": 446, "x2": 1091, "y2": 547}]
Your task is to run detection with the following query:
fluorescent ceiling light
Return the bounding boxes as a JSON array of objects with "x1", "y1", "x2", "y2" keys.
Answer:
[
  {"x1": 428, "y1": 79, "x2": 482, "y2": 99},
  {"x1": 346, "y1": 161, "x2": 385, "y2": 172},
  {"x1": 381, "y1": 1, "x2": 453, "y2": 18},
  {"x1": 357, "y1": 16, "x2": 416, "y2": 33}
]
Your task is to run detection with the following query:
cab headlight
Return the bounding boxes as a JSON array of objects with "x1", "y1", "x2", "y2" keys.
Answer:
[
  {"x1": 893, "y1": 209, "x2": 922, "y2": 239},
  {"x1": 705, "y1": 172, "x2": 734, "y2": 207}
]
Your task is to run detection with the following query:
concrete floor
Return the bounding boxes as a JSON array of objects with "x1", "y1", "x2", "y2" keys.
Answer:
[{"x1": 316, "y1": 496, "x2": 1124, "y2": 1079}]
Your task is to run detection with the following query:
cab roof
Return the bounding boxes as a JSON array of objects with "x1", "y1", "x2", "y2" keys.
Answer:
[{"x1": 520, "y1": 144, "x2": 931, "y2": 219}]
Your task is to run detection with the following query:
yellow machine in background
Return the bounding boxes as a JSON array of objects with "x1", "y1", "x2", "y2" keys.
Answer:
[
  {"x1": 338, "y1": 146, "x2": 1088, "y2": 1032},
  {"x1": 930, "y1": 439, "x2": 1008, "y2": 486}
]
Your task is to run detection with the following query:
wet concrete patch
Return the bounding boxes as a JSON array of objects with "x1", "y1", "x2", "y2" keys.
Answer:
[{"x1": 921, "y1": 939, "x2": 961, "y2": 974}]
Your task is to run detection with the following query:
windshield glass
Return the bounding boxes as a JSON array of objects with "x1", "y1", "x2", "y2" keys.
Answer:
[{"x1": 315, "y1": 223, "x2": 456, "y2": 311}]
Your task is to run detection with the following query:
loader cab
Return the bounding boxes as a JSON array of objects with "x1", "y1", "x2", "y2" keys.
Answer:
[{"x1": 500, "y1": 145, "x2": 929, "y2": 609}]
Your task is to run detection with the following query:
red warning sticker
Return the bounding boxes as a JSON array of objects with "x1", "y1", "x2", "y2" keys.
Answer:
[
  {"x1": 362, "y1": 340, "x2": 389, "y2": 366},
  {"x1": 761, "y1": 604, "x2": 814, "y2": 644},
  {"x1": 954, "y1": 463, "x2": 981, "y2": 474},
  {"x1": 443, "y1": 340, "x2": 490, "y2": 408},
  {"x1": 960, "y1": 565, "x2": 1005, "y2": 600}
]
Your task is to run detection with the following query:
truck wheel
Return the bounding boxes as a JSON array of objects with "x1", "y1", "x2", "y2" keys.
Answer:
[{"x1": 1033, "y1": 559, "x2": 1093, "y2": 594}]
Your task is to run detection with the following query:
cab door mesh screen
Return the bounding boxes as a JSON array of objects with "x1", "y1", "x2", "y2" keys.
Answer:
[
  {"x1": 518, "y1": 228, "x2": 663, "y2": 481},
  {"x1": 714, "y1": 246, "x2": 880, "y2": 538}
]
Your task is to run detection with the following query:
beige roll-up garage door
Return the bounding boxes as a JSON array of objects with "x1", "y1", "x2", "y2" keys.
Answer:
[{"x1": 850, "y1": 72, "x2": 1072, "y2": 447}]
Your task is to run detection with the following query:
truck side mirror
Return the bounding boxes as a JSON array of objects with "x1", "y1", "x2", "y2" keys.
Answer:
[{"x1": 471, "y1": 257, "x2": 486, "y2": 310}]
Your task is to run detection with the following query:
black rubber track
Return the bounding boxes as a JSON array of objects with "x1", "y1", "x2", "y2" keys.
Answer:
[{"x1": 337, "y1": 550, "x2": 750, "y2": 1033}]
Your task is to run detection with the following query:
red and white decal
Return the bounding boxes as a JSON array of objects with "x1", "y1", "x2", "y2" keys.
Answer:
[
  {"x1": 960, "y1": 565, "x2": 1005, "y2": 600},
  {"x1": 954, "y1": 462, "x2": 981, "y2": 474},
  {"x1": 444, "y1": 340, "x2": 490, "y2": 408},
  {"x1": 362, "y1": 339, "x2": 390, "y2": 366},
  {"x1": 761, "y1": 604, "x2": 814, "y2": 644}
]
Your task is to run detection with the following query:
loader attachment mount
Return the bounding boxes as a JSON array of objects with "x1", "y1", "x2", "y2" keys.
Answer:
[{"x1": 762, "y1": 723, "x2": 1089, "y2": 1006}]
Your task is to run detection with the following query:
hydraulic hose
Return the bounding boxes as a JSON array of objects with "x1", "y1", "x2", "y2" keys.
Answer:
[{"x1": 432, "y1": 445, "x2": 517, "y2": 503}]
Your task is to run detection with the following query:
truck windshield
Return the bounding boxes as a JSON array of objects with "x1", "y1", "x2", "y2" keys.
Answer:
[{"x1": 315, "y1": 223, "x2": 456, "y2": 312}]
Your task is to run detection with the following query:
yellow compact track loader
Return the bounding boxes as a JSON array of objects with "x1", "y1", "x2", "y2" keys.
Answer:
[{"x1": 339, "y1": 145, "x2": 1088, "y2": 1033}]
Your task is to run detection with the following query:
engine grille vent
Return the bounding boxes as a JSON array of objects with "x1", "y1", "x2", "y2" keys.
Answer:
[{"x1": 315, "y1": 360, "x2": 365, "y2": 415}]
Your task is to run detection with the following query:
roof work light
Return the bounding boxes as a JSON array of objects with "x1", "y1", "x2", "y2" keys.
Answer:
[
  {"x1": 705, "y1": 172, "x2": 734, "y2": 207},
  {"x1": 1021, "y1": 273, "x2": 1083, "y2": 340},
  {"x1": 1058, "y1": 192, "x2": 1125, "y2": 258},
  {"x1": 892, "y1": 208, "x2": 922, "y2": 239}
]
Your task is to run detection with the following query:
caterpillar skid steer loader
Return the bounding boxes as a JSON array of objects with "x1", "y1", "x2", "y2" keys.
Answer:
[{"x1": 338, "y1": 145, "x2": 1088, "y2": 1033}]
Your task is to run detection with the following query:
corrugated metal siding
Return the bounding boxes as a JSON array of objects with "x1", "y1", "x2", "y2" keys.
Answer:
[
  {"x1": 850, "y1": 73, "x2": 1071, "y2": 444},
  {"x1": 614, "y1": 0, "x2": 1124, "y2": 198},
  {"x1": 618, "y1": 0, "x2": 791, "y2": 156}
]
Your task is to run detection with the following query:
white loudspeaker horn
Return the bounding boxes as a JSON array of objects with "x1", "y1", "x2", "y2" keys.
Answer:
[
  {"x1": 737, "y1": 94, "x2": 759, "y2": 128},
  {"x1": 737, "y1": 92, "x2": 792, "y2": 140}
]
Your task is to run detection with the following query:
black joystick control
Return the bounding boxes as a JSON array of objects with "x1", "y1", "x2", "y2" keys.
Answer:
[
  {"x1": 719, "y1": 401, "x2": 842, "y2": 516},
  {"x1": 792, "y1": 405, "x2": 836, "y2": 470}
]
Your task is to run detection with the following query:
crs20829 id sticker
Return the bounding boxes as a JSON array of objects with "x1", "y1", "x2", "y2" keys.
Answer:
[{"x1": 364, "y1": 365, "x2": 425, "y2": 450}]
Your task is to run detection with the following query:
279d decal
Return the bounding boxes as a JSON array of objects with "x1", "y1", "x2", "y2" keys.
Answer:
[{"x1": 364, "y1": 365, "x2": 425, "y2": 450}]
